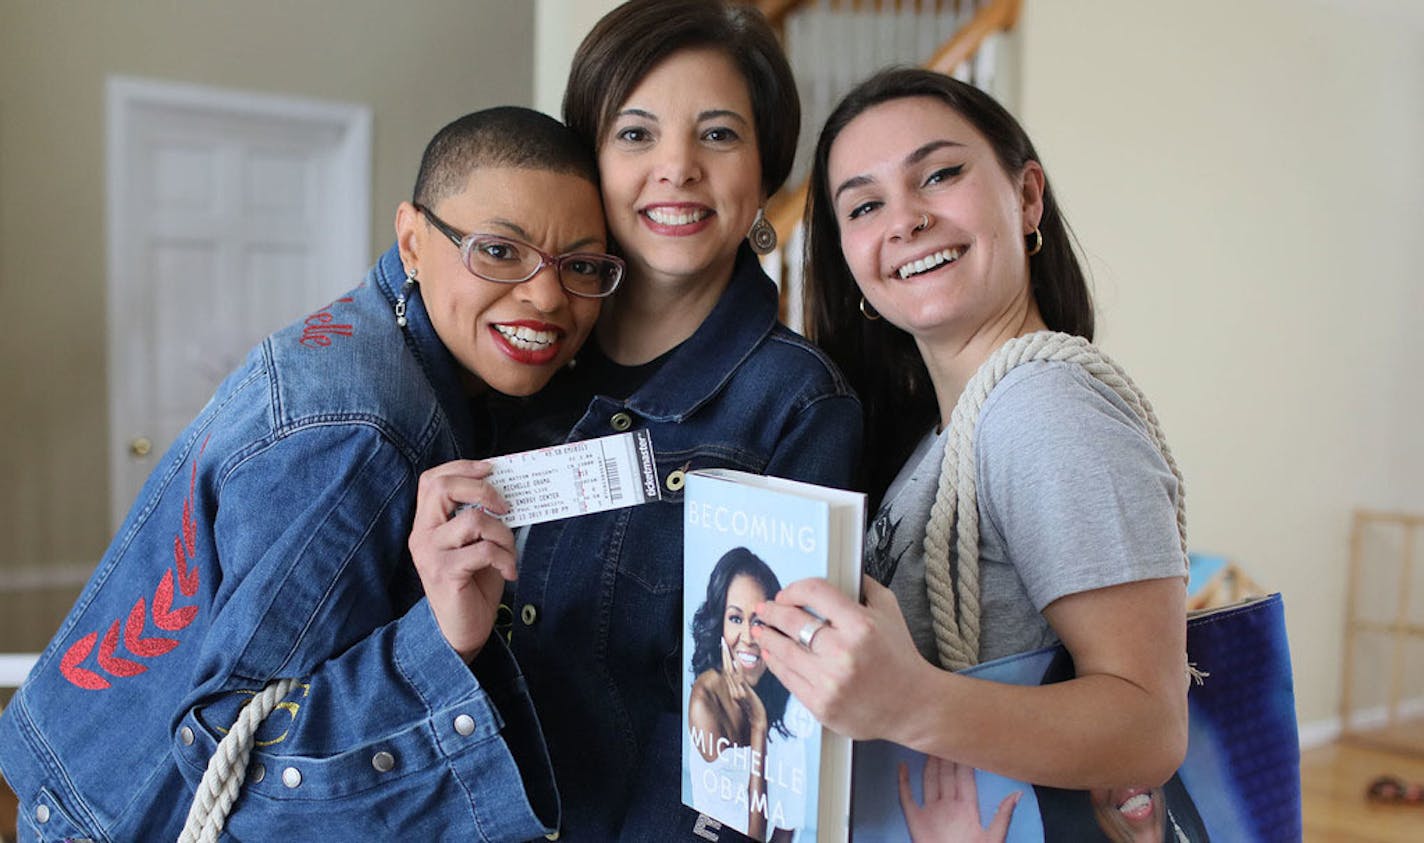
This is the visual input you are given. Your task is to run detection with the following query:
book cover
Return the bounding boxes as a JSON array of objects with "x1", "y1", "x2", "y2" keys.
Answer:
[
  {"x1": 681, "y1": 469, "x2": 865, "y2": 842},
  {"x1": 850, "y1": 594, "x2": 1299, "y2": 842}
]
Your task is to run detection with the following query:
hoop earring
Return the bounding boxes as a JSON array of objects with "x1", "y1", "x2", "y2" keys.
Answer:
[
  {"x1": 395, "y1": 267, "x2": 417, "y2": 327},
  {"x1": 1026, "y1": 227, "x2": 1043, "y2": 257},
  {"x1": 859, "y1": 296, "x2": 881, "y2": 321},
  {"x1": 748, "y1": 208, "x2": 777, "y2": 255}
]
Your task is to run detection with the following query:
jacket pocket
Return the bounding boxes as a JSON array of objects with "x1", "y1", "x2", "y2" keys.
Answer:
[{"x1": 21, "y1": 787, "x2": 96, "y2": 843}]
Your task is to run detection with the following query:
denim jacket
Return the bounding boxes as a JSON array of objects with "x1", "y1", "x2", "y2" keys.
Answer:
[
  {"x1": 504, "y1": 246, "x2": 863, "y2": 840},
  {"x1": 0, "y1": 246, "x2": 557, "y2": 842}
]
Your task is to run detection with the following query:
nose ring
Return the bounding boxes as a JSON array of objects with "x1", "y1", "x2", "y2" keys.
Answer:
[{"x1": 914, "y1": 213, "x2": 930, "y2": 232}]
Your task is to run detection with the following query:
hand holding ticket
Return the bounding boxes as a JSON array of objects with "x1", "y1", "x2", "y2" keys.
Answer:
[{"x1": 455, "y1": 430, "x2": 662, "y2": 528}]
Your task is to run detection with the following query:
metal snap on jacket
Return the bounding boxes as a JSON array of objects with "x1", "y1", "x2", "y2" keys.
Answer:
[
  {"x1": 372, "y1": 751, "x2": 396, "y2": 773},
  {"x1": 282, "y1": 766, "x2": 302, "y2": 788},
  {"x1": 521, "y1": 604, "x2": 538, "y2": 625},
  {"x1": 454, "y1": 714, "x2": 476, "y2": 736},
  {"x1": 179, "y1": 726, "x2": 194, "y2": 746},
  {"x1": 610, "y1": 411, "x2": 632, "y2": 432},
  {"x1": 35, "y1": 803, "x2": 50, "y2": 823},
  {"x1": 251, "y1": 763, "x2": 266, "y2": 783},
  {"x1": 665, "y1": 469, "x2": 686, "y2": 492}
]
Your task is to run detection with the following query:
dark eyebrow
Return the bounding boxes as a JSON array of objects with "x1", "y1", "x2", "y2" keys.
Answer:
[
  {"x1": 833, "y1": 174, "x2": 874, "y2": 204},
  {"x1": 906, "y1": 139, "x2": 965, "y2": 165},
  {"x1": 614, "y1": 107, "x2": 656, "y2": 122},
  {"x1": 487, "y1": 219, "x2": 534, "y2": 241},
  {"x1": 485, "y1": 219, "x2": 603, "y2": 254},
  {"x1": 698, "y1": 109, "x2": 750, "y2": 126},
  {"x1": 832, "y1": 139, "x2": 967, "y2": 204}
]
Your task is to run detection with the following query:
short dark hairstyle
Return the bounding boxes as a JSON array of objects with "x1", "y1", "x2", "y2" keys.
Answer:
[
  {"x1": 562, "y1": 0, "x2": 800, "y2": 199},
  {"x1": 411, "y1": 106, "x2": 598, "y2": 207},
  {"x1": 804, "y1": 68, "x2": 1094, "y2": 504},
  {"x1": 689, "y1": 547, "x2": 792, "y2": 738}
]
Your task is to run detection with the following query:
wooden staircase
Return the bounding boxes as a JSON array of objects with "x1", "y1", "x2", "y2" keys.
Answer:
[{"x1": 751, "y1": 0, "x2": 1023, "y2": 330}]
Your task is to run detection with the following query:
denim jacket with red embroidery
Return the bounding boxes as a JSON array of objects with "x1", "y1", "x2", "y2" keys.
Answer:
[{"x1": 0, "y1": 245, "x2": 558, "y2": 842}]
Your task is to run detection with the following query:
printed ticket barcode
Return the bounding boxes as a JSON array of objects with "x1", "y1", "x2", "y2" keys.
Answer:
[
  {"x1": 604, "y1": 456, "x2": 623, "y2": 499},
  {"x1": 478, "y1": 429, "x2": 661, "y2": 528}
]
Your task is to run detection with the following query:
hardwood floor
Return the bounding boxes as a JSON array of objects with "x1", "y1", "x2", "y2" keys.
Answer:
[{"x1": 1303, "y1": 737, "x2": 1424, "y2": 842}]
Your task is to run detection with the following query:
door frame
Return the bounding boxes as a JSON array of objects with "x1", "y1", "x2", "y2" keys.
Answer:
[{"x1": 105, "y1": 76, "x2": 372, "y2": 529}]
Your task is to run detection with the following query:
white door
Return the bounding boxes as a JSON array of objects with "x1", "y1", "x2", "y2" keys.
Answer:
[{"x1": 106, "y1": 77, "x2": 372, "y2": 530}]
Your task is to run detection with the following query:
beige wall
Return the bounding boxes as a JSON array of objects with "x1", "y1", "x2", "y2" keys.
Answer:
[
  {"x1": 0, "y1": 1, "x2": 533, "y2": 615},
  {"x1": 533, "y1": 0, "x2": 620, "y2": 118},
  {"x1": 1018, "y1": 0, "x2": 1424, "y2": 727},
  {"x1": 5, "y1": 0, "x2": 1421, "y2": 734}
]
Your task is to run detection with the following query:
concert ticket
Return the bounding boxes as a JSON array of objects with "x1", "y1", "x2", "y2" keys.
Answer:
[{"x1": 466, "y1": 429, "x2": 661, "y2": 528}]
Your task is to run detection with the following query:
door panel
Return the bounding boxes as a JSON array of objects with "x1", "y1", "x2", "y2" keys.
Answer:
[{"x1": 107, "y1": 78, "x2": 370, "y2": 529}]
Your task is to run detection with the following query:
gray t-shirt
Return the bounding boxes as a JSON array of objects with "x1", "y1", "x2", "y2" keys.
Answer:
[{"x1": 865, "y1": 360, "x2": 1183, "y2": 665}]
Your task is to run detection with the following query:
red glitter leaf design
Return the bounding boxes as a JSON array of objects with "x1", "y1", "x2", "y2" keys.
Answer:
[
  {"x1": 60, "y1": 632, "x2": 110, "y2": 691},
  {"x1": 173, "y1": 532, "x2": 200, "y2": 598},
  {"x1": 97, "y1": 620, "x2": 147, "y2": 677},
  {"x1": 59, "y1": 435, "x2": 209, "y2": 689},
  {"x1": 152, "y1": 569, "x2": 198, "y2": 631},
  {"x1": 124, "y1": 598, "x2": 178, "y2": 658}
]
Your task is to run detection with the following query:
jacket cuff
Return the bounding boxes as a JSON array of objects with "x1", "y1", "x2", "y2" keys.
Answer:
[{"x1": 394, "y1": 599, "x2": 559, "y2": 839}]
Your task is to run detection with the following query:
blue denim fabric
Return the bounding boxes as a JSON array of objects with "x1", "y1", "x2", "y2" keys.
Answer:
[
  {"x1": 0, "y1": 246, "x2": 557, "y2": 842},
  {"x1": 505, "y1": 246, "x2": 864, "y2": 840}
]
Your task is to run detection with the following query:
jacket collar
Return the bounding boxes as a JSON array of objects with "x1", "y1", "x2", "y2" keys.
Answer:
[
  {"x1": 620, "y1": 244, "x2": 778, "y2": 423},
  {"x1": 373, "y1": 244, "x2": 481, "y2": 457}
]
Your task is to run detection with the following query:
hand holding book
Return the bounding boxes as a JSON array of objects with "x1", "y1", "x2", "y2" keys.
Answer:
[{"x1": 753, "y1": 575, "x2": 931, "y2": 743}]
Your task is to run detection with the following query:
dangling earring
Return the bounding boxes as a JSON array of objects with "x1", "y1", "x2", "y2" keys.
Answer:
[
  {"x1": 395, "y1": 267, "x2": 417, "y2": 327},
  {"x1": 748, "y1": 207, "x2": 777, "y2": 255},
  {"x1": 859, "y1": 296, "x2": 881, "y2": 321},
  {"x1": 1026, "y1": 227, "x2": 1043, "y2": 257}
]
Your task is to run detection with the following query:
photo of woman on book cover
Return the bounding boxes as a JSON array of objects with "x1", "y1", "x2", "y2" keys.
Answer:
[{"x1": 687, "y1": 547, "x2": 805, "y2": 841}]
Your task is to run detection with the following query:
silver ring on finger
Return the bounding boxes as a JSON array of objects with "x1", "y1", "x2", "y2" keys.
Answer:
[{"x1": 797, "y1": 617, "x2": 828, "y2": 651}]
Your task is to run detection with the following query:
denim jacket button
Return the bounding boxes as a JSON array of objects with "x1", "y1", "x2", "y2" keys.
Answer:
[
  {"x1": 665, "y1": 469, "x2": 686, "y2": 492},
  {"x1": 610, "y1": 412, "x2": 632, "y2": 432},
  {"x1": 251, "y1": 763, "x2": 266, "y2": 783},
  {"x1": 282, "y1": 766, "x2": 302, "y2": 788},
  {"x1": 372, "y1": 751, "x2": 396, "y2": 773},
  {"x1": 35, "y1": 803, "x2": 50, "y2": 824},
  {"x1": 454, "y1": 714, "x2": 476, "y2": 736},
  {"x1": 179, "y1": 726, "x2": 195, "y2": 746},
  {"x1": 520, "y1": 604, "x2": 538, "y2": 626}
]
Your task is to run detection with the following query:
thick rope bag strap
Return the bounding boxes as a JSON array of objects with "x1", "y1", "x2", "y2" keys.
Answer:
[
  {"x1": 178, "y1": 676, "x2": 299, "y2": 843},
  {"x1": 923, "y1": 331, "x2": 1188, "y2": 671}
]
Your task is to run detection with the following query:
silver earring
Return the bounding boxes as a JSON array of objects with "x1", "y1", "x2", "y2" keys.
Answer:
[
  {"x1": 859, "y1": 296, "x2": 881, "y2": 321},
  {"x1": 395, "y1": 267, "x2": 417, "y2": 327},
  {"x1": 748, "y1": 208, "x2": 777, "y2": 255}
]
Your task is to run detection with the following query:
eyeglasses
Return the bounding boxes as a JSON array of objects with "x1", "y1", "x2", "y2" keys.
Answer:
[{"x1": 414, "y1": 203, "x2": 624, "y2": 299}]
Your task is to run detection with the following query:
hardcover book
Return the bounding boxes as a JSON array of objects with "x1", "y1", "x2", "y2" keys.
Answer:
[{"x1": 681, "y1": 469, "x2": 865, "y2": 842}]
